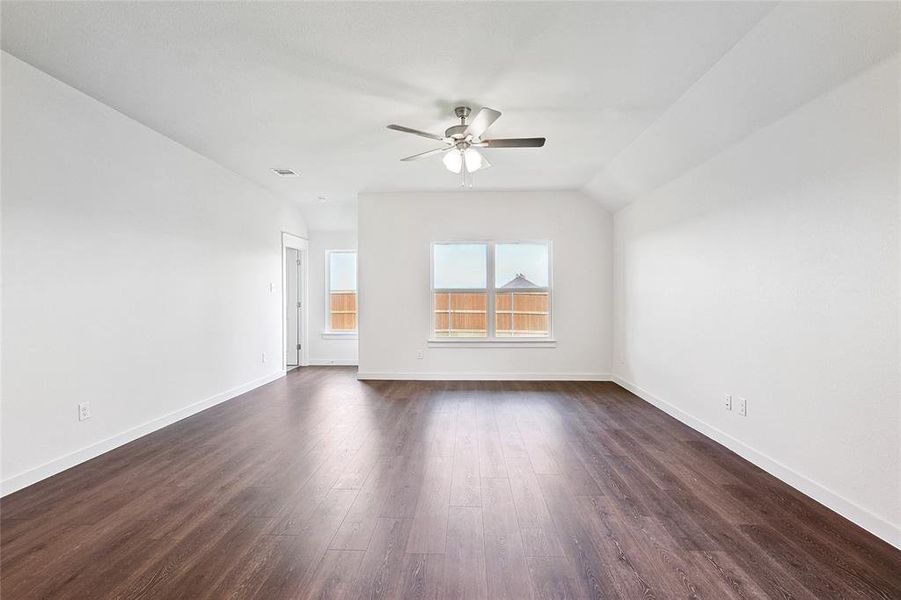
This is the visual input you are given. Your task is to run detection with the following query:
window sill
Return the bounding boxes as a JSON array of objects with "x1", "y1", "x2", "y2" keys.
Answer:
[
  {"x1": 321, "y1": 331, "x2": 358, "y2": 340},
  {"x1": 427, "y1": 338, "x2": 557, "y2": 348}
]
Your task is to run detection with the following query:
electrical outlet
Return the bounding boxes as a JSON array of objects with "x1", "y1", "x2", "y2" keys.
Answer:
[
  {"x1": 416, "y1": 350, "x2": 424, "y2": 360},
  {"x1": 738, "y1": 397, "x2": 748, "y2": 417},
  {"x1": 724, "y1": 394, "x2": 732, "y2": 411},
  {"x1": 78, "y1": 402, "x2": 91, "y2": 421},
  {"x1": 261, "y1": 352, "x2": 267, "y2": 364}
]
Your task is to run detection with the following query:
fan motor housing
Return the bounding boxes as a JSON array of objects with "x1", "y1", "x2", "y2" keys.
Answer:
[{"x1": 445, "y1": 124, "x2": 467, "y2": 138}]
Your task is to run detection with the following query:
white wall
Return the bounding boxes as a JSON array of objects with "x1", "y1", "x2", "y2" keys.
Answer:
[
  {"x1": 308, "y1": 230, "x2": 358, "y2": 365},
  {"x1": 612, "y1": 56, "x2": 900, "y2": 545},
  {"x1": 358, "y1": 190, "x2": 612, "y2": 379},
  {"x1": 1, "y1": 53, "x2": 308, "y2": 493}
]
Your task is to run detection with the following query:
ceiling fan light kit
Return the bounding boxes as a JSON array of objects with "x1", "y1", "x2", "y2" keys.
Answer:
[{"x1": 387, "y1": 106, "x2": 545, "y2": 187}]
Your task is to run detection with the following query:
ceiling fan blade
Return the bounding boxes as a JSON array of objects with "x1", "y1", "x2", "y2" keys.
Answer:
[
  {"x1": 478, "y1": 137, "x2": 546, "y2": 148},
  {"x1": 463, "y1": 107, "x2": 501, "y2": 139},
  {"x1": 400, "y1": 146, "x2": 453, "y2": 161},
  {"x1": 387, "y1": 124, "x2": 447, "y2": 141}
]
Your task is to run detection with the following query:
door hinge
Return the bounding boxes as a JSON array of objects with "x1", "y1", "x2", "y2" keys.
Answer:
[
  {"x1": 296, "y1": 259, "x2": 302, "y2": 265},
  {"x1": 297, "y1": 302, "x2": 302, "y2": 308},
  {"x1": 296, "y1": 344, "x2": 302, "y2": 350}
]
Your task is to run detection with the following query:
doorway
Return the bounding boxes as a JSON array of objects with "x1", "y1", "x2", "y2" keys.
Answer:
[
  {"x1": 286, "y1": 247, "x2": 301, "y2": 368},
  {"x1": 282, "y1": 232, "x2": 308, "y2": 371}
]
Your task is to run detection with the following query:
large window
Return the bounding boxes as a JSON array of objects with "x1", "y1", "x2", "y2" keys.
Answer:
[
  {"x1": 431, "y1": 242, "x2": 550, "y2": 339},
  {"x1": 327, "y1": 250, "x2": 357, "y2": 332}
]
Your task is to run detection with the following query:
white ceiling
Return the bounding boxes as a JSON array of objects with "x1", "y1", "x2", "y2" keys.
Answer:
[{"x1": 2, "y1": 2, "x2": 897, "y2": 228}]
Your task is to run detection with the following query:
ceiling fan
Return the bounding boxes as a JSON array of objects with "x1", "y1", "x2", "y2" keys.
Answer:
[{"x1": 387, "y1": 106, "x2": 546, "y2": 185}]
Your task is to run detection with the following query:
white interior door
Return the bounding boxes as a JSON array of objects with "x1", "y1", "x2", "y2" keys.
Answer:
[
  {"x1": 286, "y1": 248, "x2": 300, "y2": 367},
  {"x1": 295, "y1": 254, "x2": 303, "y2": 362}
]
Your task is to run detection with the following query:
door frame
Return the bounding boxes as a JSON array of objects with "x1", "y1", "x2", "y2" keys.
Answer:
[{"x1": 282, "y1": 232, "x2": 309, "y2": 371}]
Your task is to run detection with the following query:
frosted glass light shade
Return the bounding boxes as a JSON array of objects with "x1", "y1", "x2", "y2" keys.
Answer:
[
  {"x1": 443, "y1": 150, "x2": 463, "y2": 173},
  {"x1": 464, "y1": 148, "x2": 485, "y2": 172}
]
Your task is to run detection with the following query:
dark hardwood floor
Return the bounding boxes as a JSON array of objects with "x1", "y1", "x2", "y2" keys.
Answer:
[{"x1": 2, "y1": 367, "x2": 899, "y2": 599}]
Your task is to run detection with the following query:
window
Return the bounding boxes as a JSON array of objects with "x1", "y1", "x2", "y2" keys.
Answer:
[
  {"x1": 327, "y1": 250, "x2": 357, "y2": 332},
  {"x1": 431, "y1": 241, "x2": 551, "y2": 339},
  {"x1": 432, "y1": 243, "x2": 488, "y2": 337},
  {"x1": 494, "y1": 242, "x2": 550, "y2": 337}
]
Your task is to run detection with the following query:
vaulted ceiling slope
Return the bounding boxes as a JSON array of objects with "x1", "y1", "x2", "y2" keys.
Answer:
[
  {"x1": 2, "y1": 2, "x2": 898, "y2": 226},
  {"x1": 583, "y1": 2, "x2": 900, "y2": 210}
]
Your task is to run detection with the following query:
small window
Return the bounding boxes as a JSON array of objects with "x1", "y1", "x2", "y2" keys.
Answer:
[
  {"x1": 431, "y1": 241, "x2": 551, "y2": 339},
  {"x1": 327, "y1": 250, "x2": 357, "y2": 332}
]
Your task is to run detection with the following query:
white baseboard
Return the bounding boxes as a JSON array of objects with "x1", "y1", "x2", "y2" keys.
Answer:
[
  {"x1": 611, "y1": 375, "x2": 901, "y2": 550},
  {"x1": 0, "y1": 370, "x2": 286, "y2": 497},
  {"x1": 357, "y1": 371, "x2": 611, "y2": 381},
  {"x1": 308, "y1": 359, "x2": 359, "y2": 366}
]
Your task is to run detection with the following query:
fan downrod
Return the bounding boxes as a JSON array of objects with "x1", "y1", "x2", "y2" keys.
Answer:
[{"x1": 446, "y1": 106, "x2": 472, "y2": 139}]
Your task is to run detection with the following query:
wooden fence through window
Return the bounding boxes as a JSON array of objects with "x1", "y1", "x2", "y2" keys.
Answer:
[
  {"x1": 330, "y1": 291, "x2": 357, "y2": 331},
  {"x1": 496, "y1": 291, "x2": 549, "y2": 336},
  {"x1": 433, "y1": 291, "x2": 549, "y2": 337}
]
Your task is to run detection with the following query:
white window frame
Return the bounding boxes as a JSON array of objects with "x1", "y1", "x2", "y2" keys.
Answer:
[
  {"x1": 428, "y1": 241, "x2": 556, "y2": 348},
  {"x1": 324, "y1": 249, "x2": 358, "y2": 338}
]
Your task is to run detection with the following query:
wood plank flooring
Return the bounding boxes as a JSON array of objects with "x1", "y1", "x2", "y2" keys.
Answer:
[{"x1": 2, "y1": 367, "x2": 899, "y2": 599}]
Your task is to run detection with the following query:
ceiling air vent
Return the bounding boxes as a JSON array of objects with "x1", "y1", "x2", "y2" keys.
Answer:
[{"x1": 272, "y1": 168, "x2": 299, "y2": 177}]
